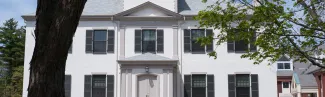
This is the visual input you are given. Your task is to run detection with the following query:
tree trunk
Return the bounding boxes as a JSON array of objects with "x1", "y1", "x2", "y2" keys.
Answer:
[{"x1": 27, "y1": 0, "x2": 87, "y2": 97}]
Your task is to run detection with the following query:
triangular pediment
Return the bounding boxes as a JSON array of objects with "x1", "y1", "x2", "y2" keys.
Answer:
[{"x1": 115, "y1": 1, "x2": 181, "y2": 18}]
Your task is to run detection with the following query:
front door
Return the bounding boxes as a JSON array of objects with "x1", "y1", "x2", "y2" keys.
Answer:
[
  {"x1": 282, "y1": 82, "x2": 290, "y2": 93},
  {"x1": 138, "y1": 75, "x2": 158, "y2": 97}
]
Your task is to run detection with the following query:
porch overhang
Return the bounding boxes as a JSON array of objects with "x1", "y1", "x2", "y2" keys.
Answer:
[
  {"x1": 117, "y1": 60, "x2": 178, "y2": 65},
  {"x1": 117, "y1": 53, "x2": 178, "y2": 65}
]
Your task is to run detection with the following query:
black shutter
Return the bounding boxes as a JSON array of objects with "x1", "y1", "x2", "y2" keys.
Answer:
[
  {"x1": 228, "y1": 74, "x2": 235, "y2": 97},
  {"x1": 84, "y1": 75, "x2": 92, "y2": 97},
  {"x1": 184, "y1": 75, "x2": 192, "y2": 97},
  {"x1": 68, "y1": 44, "x2": 72, "y2": 53},
  {"x1": 206, "y1": 29, "x2": 213, "y2": 52},
  {"x1": 86, "y1": 30, "x2": 93, "y2": 53},
  {"x1": 184, "y1": 29, "x2": 191, "y2": 53},
  {"x1": 135, "y1": 29, "x2": 142, "y2": 53},
  {"x1": 227, "y1": 41, "x2": 234, "y2": 52},
  {"x1": 250, "y1": 32, "x2": 257, "y2": 51},
  {"x1": 107, "y1": 30, "x2": 115, "y2": 53},
  {"x1": 107, "y1": 75, "x2": 114, "y2": 97},
  {"x1": 251, "y1": 74, "x2": 259, "y2": 97},
  {"x1": 65, "y1": 75, "x2": 71, "y2": 97},
  {"x1": 207, "y1": 75, "x2": 214, "y2": 97},
  {"x1": 157, "y1": 29, "x2": 164, "y2": 53}
]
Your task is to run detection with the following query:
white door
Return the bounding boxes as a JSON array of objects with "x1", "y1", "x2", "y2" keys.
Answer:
[
  {"x1": 282, "y1": 82, "x2": 290, "y2": 93},
  {"x1": 138, "y1": 75, "x2": 158, "y2": 97}
]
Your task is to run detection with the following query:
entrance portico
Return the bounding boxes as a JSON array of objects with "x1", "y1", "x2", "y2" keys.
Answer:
[{"x1": 118, "y1": 53, "x2": 178, "y2": 97}]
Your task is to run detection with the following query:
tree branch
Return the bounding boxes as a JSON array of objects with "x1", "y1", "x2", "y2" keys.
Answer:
[
  {"x1": 285, "y1": 35, "x2": 325, "y2": 68},
  {"x1": 288, "y1": 19, "x2": 325, "y2": 32}
]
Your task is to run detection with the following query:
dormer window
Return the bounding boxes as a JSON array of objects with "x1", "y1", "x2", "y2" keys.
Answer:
[
  {"x1": 277, "y1": 56, "x2": 291, "y2": 70},
  {"x1": 277, "y1": 62, "x2": 291, "y2": 70}
]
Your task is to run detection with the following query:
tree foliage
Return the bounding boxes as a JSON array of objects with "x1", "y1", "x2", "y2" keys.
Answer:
[
  {"x1": 0, "y1": 18, "x2": 25, "y2": 97},
  {"x1": 196, "y1": 0, "x2": 325, "y2": 67}
]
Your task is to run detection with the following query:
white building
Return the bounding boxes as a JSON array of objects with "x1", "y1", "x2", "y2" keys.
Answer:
[{"x1": 22, "y1": 0, "x2": 277, "y2": 97}]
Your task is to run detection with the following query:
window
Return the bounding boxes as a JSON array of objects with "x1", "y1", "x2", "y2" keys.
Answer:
[
  {"x1": 85, "y1": 30, "x2": 115, "y2": 53},
  {"x1": 93, "y1": 31, "x2": 107, "y2": 53},
  {"x1": 308, "y1": 93, "x2": 317, "y2": 97},
  {"x1": 142, "y1": 30, "x2": 156, "y2": 53},
  {"x1": 282, "y1": 82, "x2": 289, "y2": 88},
  {"x1": 236, "y1": 74, "x2": 250, "y2": 97},
  {"x1": 227, "y1": 31, "x2": 256, "y2": 53},
  {"x1": 135, "y1": 29, "x2": 164, "y2": 53},
  {"x1": 84, "y1": 75, "x2": 114, "y2": 97},
  {"x1": 68, "y1": 45, "x2": 72, "y2": 53},
  {"x1": 184, "y1": 29, "x2": 213, "y2": 53},
  {"x1": 228, "y1": 74, "x2": 259, "y2": 97},
  {"x1": 277, "y1": 63, "x2": 291, "y2": 70},
  {"x1": 282, "y1": 82, "x2": 288, "y2": 88},
  {"x1": 184, "y1": 74, "x2": 215, "y2": 97},
  {"x1": 65, "y1": 75, "x2": 71, "y2": 97},
  {"x1": 192, "y1": 75, "x2": 206, "y2": 97}
]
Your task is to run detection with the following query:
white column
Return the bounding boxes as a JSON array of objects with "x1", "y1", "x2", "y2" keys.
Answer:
[
  {"x1": 119, "y1": 26, "x2": 126, "y2": 59},
  {"x1": 172, "y1": 25, "x2": 178, "y2": 59},
  {"x1": 169, "y1": 69, "x2": 173, "y2": 97},
  {"x1": 163, "y1": 70, "x2": 168, "y2": 97},
  {"x1": 121, "y1": 69, "x2": 126, "y2": 97},
  {"x1": 127, "y1": 69, "x2": 132, "y2": 97}
]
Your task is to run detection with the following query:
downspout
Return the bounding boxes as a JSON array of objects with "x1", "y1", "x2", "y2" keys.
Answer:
[
  {"x1": 112, "y1": 16, "x2": 119, "y2": 97},
  {"x1": 178, "y1": 15, "x2": 186, "y2": 97}
]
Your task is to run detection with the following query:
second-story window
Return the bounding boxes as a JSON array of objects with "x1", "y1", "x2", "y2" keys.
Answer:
[
  {"x1": 135, "y1": 29, "x2": 164, "y2": 53},
  {"x1": 85, "y1": 30, "x2": 115, "y2": 54},
  {"x1": 94, "y1": 30, "x2": 107, "y2": 53},
  {"x1": 227, "y1": 31, "x2": 256, "y2": 53},
  {"x1": 184, "y1": 29, "x2": 213, "y2": 53}
]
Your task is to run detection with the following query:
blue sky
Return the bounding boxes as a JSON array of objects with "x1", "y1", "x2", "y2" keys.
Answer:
[{"x1": 0, "y1": 0, "x2": 37, "y2": 27}]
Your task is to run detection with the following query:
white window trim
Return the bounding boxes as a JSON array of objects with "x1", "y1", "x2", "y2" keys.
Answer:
[{"x1": 277, "y1": 61, "x2": 293, "y2": 70}]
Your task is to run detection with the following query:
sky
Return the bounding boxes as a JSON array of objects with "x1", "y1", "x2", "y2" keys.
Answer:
[{"x1": 0, "y1": 0, "x2": 37, "y2": 27}]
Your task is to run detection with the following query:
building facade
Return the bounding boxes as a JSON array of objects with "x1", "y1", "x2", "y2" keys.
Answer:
[{"x1": 22, "y1": 0, "x2": 278, "y2": 97}]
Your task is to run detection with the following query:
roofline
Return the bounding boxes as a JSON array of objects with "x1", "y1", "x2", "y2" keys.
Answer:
[
  {"x1": 293, "y1": 73, "x2": 301, "y2": 84},
  {"x1": 22, "y1": 15, "x2": 116, "y2": 21},
  {"x1": 22, "y1": 14, "x2": 198, "y2": 21},
  {"x1": 301, "y1": 86, "x2": 318, "y2": 89}
]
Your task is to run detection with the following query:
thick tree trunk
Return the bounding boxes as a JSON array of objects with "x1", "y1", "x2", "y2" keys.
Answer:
[{"x1": 27, "y1": 0, "x2": 86, "y2": 97}]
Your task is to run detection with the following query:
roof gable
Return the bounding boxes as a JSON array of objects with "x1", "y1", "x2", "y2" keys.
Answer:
[
  {"x1": 278, "y1": 56, "x2": 290, "y2": 61},
  {"x1": 115, "y1": 1, "x2": 181, "y2": 18}
]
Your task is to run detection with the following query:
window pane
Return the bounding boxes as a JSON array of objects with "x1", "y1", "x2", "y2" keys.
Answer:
[
  {"x1": 235, "y1": 40, "x2": 248, "y2": 52},
  {"x1": 192, "y1": 75, "x2": 206, "y2": 97},
  {"x1": 142, "y1": 30, "x2": 156, "y2": 53},
  {"x1": 284, "y1": 63, "x2": 290, "y2": 69},
  {"x1": 92, "y1": 75, "x2": 106, "y2": 97},
  {"x1": 283, "y1": 82, "x2": 289, "y2": 88},
  {"x1": 93, "y1": 41, "x2": 106, "y2": 53},
  {"x1": 192, "y1": 75, "x2": 206, "y2": 87},
  {"x1": 94, "y1": 30, "x2": 107, "y2": 41},
  {"x1": 236, "y1": 87, "x2": 250, "y2": 97},
  {"x1": 191, "y1": 29, "x2": 205, "y2": 52},
  {"x1": 278, "y1": 63, "x2": 284, "y2": 69},
  {"x1": 236, "y1": 74, "x2": 250, "y2": 87}
]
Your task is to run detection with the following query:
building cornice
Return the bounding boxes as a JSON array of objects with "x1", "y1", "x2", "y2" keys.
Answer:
[{"x1": 22, "y1": 14, "x2": 197, "y2": 21}]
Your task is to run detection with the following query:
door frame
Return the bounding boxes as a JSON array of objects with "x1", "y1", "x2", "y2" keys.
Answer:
[{"x1": 136, "y1": 74, "x2": 160, "y2": 97}]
